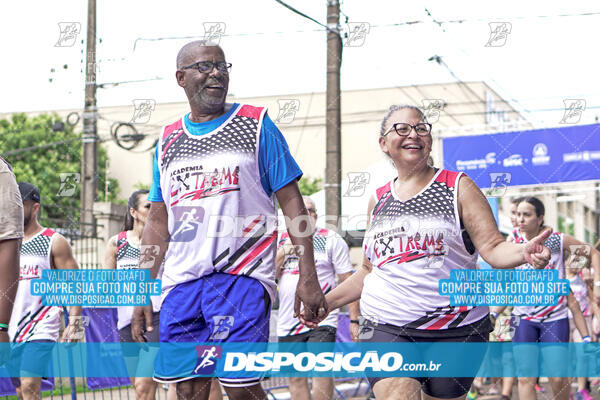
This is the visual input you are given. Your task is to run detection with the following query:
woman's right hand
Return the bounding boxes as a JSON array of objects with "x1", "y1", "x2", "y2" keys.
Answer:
[{"x1": 298, "y1": 308, "x2": 329, "y2": 329}]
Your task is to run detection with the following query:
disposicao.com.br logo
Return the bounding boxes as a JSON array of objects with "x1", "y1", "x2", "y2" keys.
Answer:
[{"x1": 223, "y1": 351, "x2": 441, "y2": 374}]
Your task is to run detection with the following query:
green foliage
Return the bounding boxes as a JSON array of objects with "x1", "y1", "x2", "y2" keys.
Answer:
[
  {"x1": 0, "y1": 113, "x2": 119, "y2": 224},
  {"x1": 298, "y1": 176, "x2": 322, "y2": 196},
  {"x1": 134, "y1": 181, "x2": 151, "y2": 190}
]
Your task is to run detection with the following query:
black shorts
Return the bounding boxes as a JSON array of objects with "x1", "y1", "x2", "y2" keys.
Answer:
[
  {"x1": 119, "y1": 312, "x2": 161, "y2": 357},
  {"x1": 365, "y1": 318, "x2": 490, "y2": 399},
  {"x1": 278, "y1": 325, "x2": 337, "y2": 343}
]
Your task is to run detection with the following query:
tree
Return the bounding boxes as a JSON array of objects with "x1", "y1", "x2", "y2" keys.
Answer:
[
  {"x1": 298, "y1": 176, "x2": 322, "y2": 196},
  {"x1": 0, "y1": 113, "x2": 119, "y2": 227}
]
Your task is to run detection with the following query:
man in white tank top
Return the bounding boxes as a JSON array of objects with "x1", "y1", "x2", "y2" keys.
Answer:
[
  {"x1": 131, "y1": 41, "x2": 326, "y2": 400},
  {"x1": 276, "y1": 196, "x2": 359, "y2": 400},
  {"x1": 8, "y1": 182, "x2": 83, "y2": 400}
]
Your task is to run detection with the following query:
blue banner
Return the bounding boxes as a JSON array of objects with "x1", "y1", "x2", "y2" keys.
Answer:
[
  {"x1": 442, "y1": 124, "x2": 600, "y2": 188},
  {"x1": 1, "y1": 342, "x2": 600, "y2": 378}
]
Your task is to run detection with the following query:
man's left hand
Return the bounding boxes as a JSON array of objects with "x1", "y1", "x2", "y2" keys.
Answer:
[
  {"x1": 294, "y1": 275, "x2": 327, "y2": 325},
  {"x1": 61, "y1": 321, "x2": 84, "y2": 343}
]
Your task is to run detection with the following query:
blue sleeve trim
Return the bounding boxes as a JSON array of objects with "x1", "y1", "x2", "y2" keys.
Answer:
[
  {"x1": 148, "y1": 144, "x2": 163, "y2": 202},
  {"x1": 270, "y1": 171, "x2": 303, "y2": 195}
]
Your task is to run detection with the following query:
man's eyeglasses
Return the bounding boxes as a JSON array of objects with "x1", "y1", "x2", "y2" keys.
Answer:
[
  {"x1": 383, "y1": 123, "x2": 432, "y2": 137},
  {"x1": 307, "y1": 208, "x2": 317, "y2": 214},
  {"x1": 181, "y1": 61, "x2": 232, "y2": 74}
]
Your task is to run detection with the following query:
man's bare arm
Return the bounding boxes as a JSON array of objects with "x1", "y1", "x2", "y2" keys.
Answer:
[
  {"x1": 0, "y1": 239, "x2": 20, "y2": 327},
  {"x1": 275, "y1": 181, "x2": 326, "y2": 323},
  {"x1": 51, "y1": 235, "x2": 82, "y2": 341}
]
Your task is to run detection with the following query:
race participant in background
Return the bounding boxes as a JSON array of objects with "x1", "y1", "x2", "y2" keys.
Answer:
[
  {"x1": 565, "y1": 249, "x2": 597, "y2": 400},
  {"x1": 276, "y1": 196, "x2": 360, "y2": 400},
  {"x1": 511, "y1": 196, "x2": 599, "y2": 400},
  {"x1": 506, "y1": 197, "x2": 523, "y2": 242},
  {"x1": 0, "y1": 157, "x2": 23, "y2": 364},
  {"x1": 105, "y1": 189, "x2": 177, "y2": 400},
  {"x1": 302, "y1": 105, "x2": 552, "y2": 400},
  {"x1": 8, "y1": 182, "x2": 83, "y2": 400},
  {"x1": 131, "y1": 40, "x2": 326, "y2": 400}
]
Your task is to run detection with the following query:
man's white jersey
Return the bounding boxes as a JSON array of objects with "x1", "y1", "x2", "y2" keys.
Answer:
[
  {"x1": 512, "y1": 232, "x2": 568, "y2": 322},
  {"x1": 158, "y1": 105, "x2": 278, "y2": 302},
  {"x1": 277, "y1": 229, "x2": 354, "y2": 337},
  {"x1": 361, "y1": 169, "x2": 488, "y2": 330},
  {"x1": 9, "y1": 228, "x2": 62, "y2": 342},
  {"x1": 115, "y1": 231, "x2": 162, "y2": 330}
]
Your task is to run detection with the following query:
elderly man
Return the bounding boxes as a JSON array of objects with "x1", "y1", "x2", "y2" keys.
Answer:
[
  {"x1": 277, "y1": 196, "x2": 360, "y2": 400},
  {"x1": 132, "y1": 40, "x2": 326, "y2": 400}
]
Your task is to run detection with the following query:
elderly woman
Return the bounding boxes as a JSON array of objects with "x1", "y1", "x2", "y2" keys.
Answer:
[{"x1": 302, "y1": 105, "x2": 552, "y2": 400}]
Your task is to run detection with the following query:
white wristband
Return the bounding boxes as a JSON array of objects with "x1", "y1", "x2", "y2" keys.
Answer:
[{"x1": 582, "y1": 336, "x2": 592, "y2": 343}]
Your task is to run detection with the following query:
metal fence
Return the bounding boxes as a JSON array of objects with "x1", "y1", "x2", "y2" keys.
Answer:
[{"x1": 40, "y1": 205, "x2": 103, "y2": 269}]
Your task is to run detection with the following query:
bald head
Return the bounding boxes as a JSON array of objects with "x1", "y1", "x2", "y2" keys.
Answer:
[
  {"x1": 302, "y1": 196, "x2": 315, "y2": 211},
  {"x1": 176, "y1": 40, "x2": 224, "y2": 69}
]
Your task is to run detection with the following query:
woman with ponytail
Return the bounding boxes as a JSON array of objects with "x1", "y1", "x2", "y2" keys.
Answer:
[{"x1": 104, "y1": 190, "x2": 163, "y2": 400}]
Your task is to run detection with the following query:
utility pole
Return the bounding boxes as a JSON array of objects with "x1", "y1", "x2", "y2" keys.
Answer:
[
  {"x1": 325, "y1": 0, "x2": 342, "y2": 231},
  {"x1": 81, "y1": 0, "x2": 97, "y2": 235}
]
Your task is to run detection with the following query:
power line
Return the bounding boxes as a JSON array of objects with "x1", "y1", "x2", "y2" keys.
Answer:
[{"x1": 273, "y1": 0, "x2": 330, "y2": 31}]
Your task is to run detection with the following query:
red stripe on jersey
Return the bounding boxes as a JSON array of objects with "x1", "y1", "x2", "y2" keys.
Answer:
[
  {"x1": 242, "y1": 216, "x2": 263, "y2": 237},
  {"x1": 376, "y1": 251, "x2": 425, "y2": 269},
  {"x1": 229, "y1": 231, "x2": 277, "y2": 275},
  {"x1": 434, "y1": 169, "x2": 461, "y2": 188},
  {"x1": 525, "y1": 296, "x2": 565, "y2": 321},
  {"x1": 317, "y1": 228, "x2": 329, "y2": 236},
  {"x1": 17, "y1": 306, "x2": 52, "y2": 342},
  {"x1": 117, "y1": 231, "x2": 128, "y2": 250},
  {"x1": 278, "y1": 232, "x2": 290, "y2": 248},
  {"x1": 375, "y1": 182, "x2": 391, "y2": 201},
  {"x1": 237, "y1": 105, "x2": 263, "y2": 120},
  {"x1": 162, "y1": 119, "x2": 183, "y2": 139},
  {"x1": 426, "y1": 313, "x2": 457, "y2": 330},
  {"x1": 161, "y1": 130, "x2": 184, "y2": 161},
  {"x1": 425, "y1": 306, "x2": 469, "y2": 330},
  {"x1": 41, "y1": 228, "x2": 55, "y2": 237},
  {"x1": 294, "y1": 323, "x2": 305, "y2": 335}
]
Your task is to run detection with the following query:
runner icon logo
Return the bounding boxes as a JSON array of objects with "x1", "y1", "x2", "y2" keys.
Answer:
[
  {"x1": 170, "y1": 206, "x2": 205, "y2": 242},
  {"x1": 139, "y1": 245, "x2": 160, "y2": 269},
  {"x1": 560, "y1": 99, "x2": 586, "y2": 124},
  {"x1": 275, "y1": 99, "x2": 300, "y2": 124},
  {"x1": 487, "y1": 172, "x2": 511, "y2": 197},
  {"x1": 485, "y1": 22, "x2": 512, "y2": 47},
  {"x1": 130, "y1": 99, "x2": 156, "y2": 124},
  {"x1": 203, "y1": 23, "x2": 226, "y2": 45},
  {"x1": 358, "y1": 315, "x2": 379, "y2": 340},
  {"x1": 422, "y1": 99, "x2": 445, "y2": 123},
  {"x1": 194, "y1": 345, "x2": 222, "y2": 375},
  {"x1": 58, "y1": 173, "x2": 80, "y2": 197},
  {"x1": 55, "y1": 22, "x2": 81, "y2": 47},
  {"x1": 344, "y1": 172, "x2": 370, "y2": 197},
  {"x1": 344, "y1": 23, "x2": 370, "y2": 47},
  {"x1": 209, "y1": 316, "x2": 235, "y2": 340}
]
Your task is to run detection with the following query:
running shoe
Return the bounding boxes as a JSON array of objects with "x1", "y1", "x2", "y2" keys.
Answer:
[
  {"x1": 575, "y1": 389, "x2": 594, "y2": 400},
  {"x1": 535, "y1": 383, "x2": 546, "y2": 393},
  {"x1": 466, "y1": 390, "x2": 478, "y2": 400}
]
